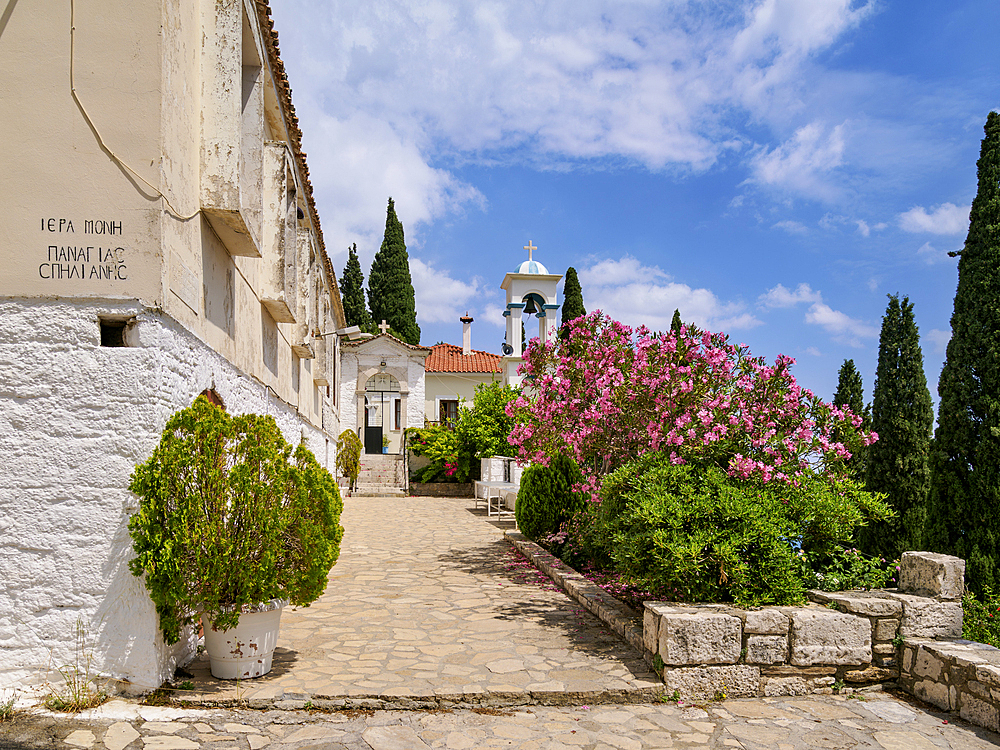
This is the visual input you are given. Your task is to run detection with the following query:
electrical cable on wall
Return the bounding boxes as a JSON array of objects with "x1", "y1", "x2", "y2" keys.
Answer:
[{"x1": 69, "y1": 0, "x2": 198, "y2": 222}]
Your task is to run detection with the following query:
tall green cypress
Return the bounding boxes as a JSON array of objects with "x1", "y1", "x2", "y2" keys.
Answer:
[
  {"x1": 926, "y1": 112, "x2": 1000, "y2": 595},
  {"x1": 367, "y1": 198, "x2": 420, "y2": 345},
  {"x1": 340, "y1": 244, "x2": 373, "y2": 333},
  {"x1": 858, "y1": 295, "x2": 933, "y2": 560},
  {"x1": 833, "y1": 359, "x2": 870, "y2": 480},
  {"x1": 670, "y1": 309, "x2": 683, "y2": 336},
  {"x1": 560, "y1": 267, "x2": 586, "y2": 339}
]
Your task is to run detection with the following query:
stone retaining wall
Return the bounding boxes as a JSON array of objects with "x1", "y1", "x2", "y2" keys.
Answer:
[
  {"x1": 507, "y1": 535, "x2": 1000, "y2": 732},
  {"x1": 643, "y1": 552, "x2": 966, "y2": 700},
  {"x1": 898, "y1": 638, "x2": 1000, "y2": 731},
  {"x1": 409, "y1": 482, "x2": 474, "y2": 497}
]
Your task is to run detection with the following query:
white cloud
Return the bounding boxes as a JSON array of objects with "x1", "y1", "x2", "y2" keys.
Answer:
[
  {"x1": 773, "y1": 219, "x2": 808, "y2": 234},
  {"x1": 805, "y1": 346, "x2": 822, "y2": 357},
  {"x1": 898, "y1": 203, "x2": 969, "y2": 235},
  {"x1": 410, "y1": 258, "x2": 484, "y2": 325},
  {"x1": 298, "y1": 109, "x2": 485, "y2": 262},
  {"x1": 805, "y1": 302, "x2": 878, "y2": 345},
  {"x1": 267, "y1": 0, "x2": 889, "y2": 245},
  {"x1": 926, "y1": 328, "x2": 951, "y2": 353},
  {"x1": 915, "y1": 241, "x2": 948, "y2": 265},
  {"x1": 856, "y1": 220, "x2": 870, "y2": 237},
  {"x1": 759, "y1": 283, "x2": 877, "y2": 346},
  {"x1": 578, "y1": 256, "x2": 761, "y2": 333},
  {"x1": 747, "y1": 121, "x2": 847, "y2": 200},
  {"x1": 758, "y1": 282, "x2": 822, "y2": 308}
]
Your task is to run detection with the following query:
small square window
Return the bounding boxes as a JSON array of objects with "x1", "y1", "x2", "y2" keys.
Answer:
[{"x1": 99, "y1": 318, "x2": 130, "y2": 347}]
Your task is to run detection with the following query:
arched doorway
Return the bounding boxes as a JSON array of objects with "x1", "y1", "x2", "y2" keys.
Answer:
[{"x1": 364, "y1": 372, "x2": 400, "y2": 454}]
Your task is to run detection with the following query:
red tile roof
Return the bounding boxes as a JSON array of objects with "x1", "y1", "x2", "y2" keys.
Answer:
[{"x1": 426, "y1": 343, "x2": 503, "y2": 373}]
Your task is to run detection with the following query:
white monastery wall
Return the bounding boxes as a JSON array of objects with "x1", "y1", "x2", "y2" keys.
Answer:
[{"x1": 0, "y1": 299, "x2": 333, "y2": 693}]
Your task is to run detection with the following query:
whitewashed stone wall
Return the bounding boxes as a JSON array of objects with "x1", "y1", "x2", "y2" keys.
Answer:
[{"x1": 0, "y1": 299, "x2": 337, "y2": 693}]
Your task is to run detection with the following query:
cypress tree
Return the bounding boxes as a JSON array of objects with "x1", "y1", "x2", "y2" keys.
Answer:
[
  {"x1": 560, "y1": 267, "x2": 586, "y2": 339},
  {"x1": 926, "y1": 112, "x2": 1000, "y2": 595},
  {"x1": 858, "y1": 295, "x2": 934, "y2": 561},
  {"x1": 670, "y1": 309, "x2": 683, "y2": 336},
  {"x1": 832, "y1": 359, "x2": 870, "y2": 481},
  {"x1": 340, "y1": 244, "x2": 373, "y2": 332},
  {"x1": 367, "y1": 198, "x2": 420, "y2": 345}
]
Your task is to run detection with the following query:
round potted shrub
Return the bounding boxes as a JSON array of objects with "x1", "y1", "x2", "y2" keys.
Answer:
[{"x1": 128, "y1": 396, "x2": 344, "y2": 679}]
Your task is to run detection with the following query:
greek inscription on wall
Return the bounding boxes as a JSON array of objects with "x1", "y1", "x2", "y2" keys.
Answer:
[{"x1": 38, "y1": 217, "x2": 127, "y2": 281}]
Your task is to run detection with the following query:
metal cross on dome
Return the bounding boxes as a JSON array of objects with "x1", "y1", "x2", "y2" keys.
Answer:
[
  {"x1": 378, "y1": 320, "x2": 390, "y2": 335},
  {"x1": 523, "y1": 240, "x2": 536, "y2": 261}
]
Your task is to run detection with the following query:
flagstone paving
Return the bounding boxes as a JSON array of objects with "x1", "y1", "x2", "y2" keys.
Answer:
[
  {"x1": 6, "y1": 693, "x2": 1000, "y2": 749},
  {"x1": 180, "y1": 495, "x2": 659, "y2": 706},
  {"x1": 6, "y1": 494, "x2": 1000, "y2": 748}
]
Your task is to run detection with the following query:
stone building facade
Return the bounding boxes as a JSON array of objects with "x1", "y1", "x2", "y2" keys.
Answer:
[{"x1": 0, "y1": 0, "x2": 346, "y2": 692}]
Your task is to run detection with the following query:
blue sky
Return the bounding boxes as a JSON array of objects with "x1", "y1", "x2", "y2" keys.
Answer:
[{"x1": 269, "y1": 0, "x2": 998, "y2": 405}]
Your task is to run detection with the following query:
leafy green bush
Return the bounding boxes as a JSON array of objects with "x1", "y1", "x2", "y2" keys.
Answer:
[
  {"x1": 515, "y1": 455, "x2": 585, "y2": 541},
  {"x1": 128, "y1": 397, "x2": 344, "y2": 643},
  {"x1": 336, "y1": 429, "x2": 362, "y2": 491},
  {"x1": 963, "y1": 586, "x2": 1000, "y2": 648},
  {"x1": 407, "y1": 425, "x2": 469, "y2": 482},
  {"x1": 455, "y1": 381, "x2": 519, "y2": 459},
  {"x1": 407, "y1": 382, "x2": 519, "y2": 483},
  {"x1": 585, "y1": 455, "x2": 891, "y2": 606},
  {"x1": 797, "y1": 546, "x2": 897, "y2": 592}
]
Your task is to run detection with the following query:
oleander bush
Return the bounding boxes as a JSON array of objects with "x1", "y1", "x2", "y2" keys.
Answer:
[{"x1": 128, "y1": 396, "x2": 344, "y2": 643}]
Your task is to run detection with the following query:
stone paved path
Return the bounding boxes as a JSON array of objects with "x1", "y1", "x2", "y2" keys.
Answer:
[
  {"x1": 4, "y1": 694, "x2": 999, "y2": 749},
  {"x1": 182, "y1": 495, "x2": 659, "y2": 706}
]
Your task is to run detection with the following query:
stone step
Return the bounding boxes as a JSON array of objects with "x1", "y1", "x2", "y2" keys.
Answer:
[{"x1": 349, "y1": 484, "x2": 405, "y2": 497}]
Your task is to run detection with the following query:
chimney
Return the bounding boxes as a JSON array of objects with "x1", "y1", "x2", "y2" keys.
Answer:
[{"x1": 460, "y1": 313, "x2": 474, "y2": 355}]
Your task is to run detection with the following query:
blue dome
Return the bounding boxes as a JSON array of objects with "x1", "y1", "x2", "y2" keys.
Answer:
[{"x1": 515, "y1": 259, "x2": 549, "y2": 274}]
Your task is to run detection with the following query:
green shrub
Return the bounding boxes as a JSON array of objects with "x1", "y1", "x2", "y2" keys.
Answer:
[
  {"x1": 797, "y1": 546, "x2": 897, "y2": 592},
  {"x1": 128, "y1": 397, "x2": 344, "y2": 643},
  {"x1": 335, "y1": 429, "x2": 362, "y2": 491},
  {"x1": 589, "y1": 455, "x2": 891, "y2": 606},
  {"x1": 515, "y1": 455, "x2": 585, "y2": 541},
  {"x1": 455, "y1": 381, "x2": 519, "y2": 459},
  {"x1": 963, "y1": 586, "x2": 1000, "y2": 648},
  {"x1": 407, "y1": 425, "x2": 470, "y2": 482}
]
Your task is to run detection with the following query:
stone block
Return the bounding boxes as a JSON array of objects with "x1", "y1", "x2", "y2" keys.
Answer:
[
  {"x1": 642, "y1": 606, "x2": 659, "y2": 655},
  {"x1": 874, "y1": 618, "x2": 900, "y2": 641},
  {"x1": 913, "y1": 647, "x2": 944, "y2": 681},
  {"x1": 887, "y1": 594, "x2": 964, "y2": 638},
  {"x1": 789, "y1": 609, "x2": 871, "y2": 666},
  {"x1": 874, "y1": 654, "x2": 897, "y2": 669},
  {"x1": 746, "y1": 635, "x2": 788, "y2": 665},
  {"x1": 898, "y1": 551, "x2": 965, "y2": 600},
  {"x1": 662, "y1": 665, "x2": 760, "y2": 700},
  {"x1": 659, "y1": 613, "x2": 741, "y2": 665},
  {"x1": 960, "y1": 694, "x2": 1000, "y2": 732},
  {"x1": 913, "y1": 678, "x2": 953, "y2": 710},
  {"x1": 762, "y1": 677, "x2": 810, "y2": 696},
  {"x1": 819, "y1": 592, "x2": 902, "y2": 618},
  {"x1": 874, "y1": 643, "x2": 896, "y2": 655},
  {"x1": 843, "y1": 666, "x2": 898, "y2": 683},
  {"x1": 745, "y1": 609, "x2": 789, "y2": 635},
  {"x1": 977, "y1": 664, "x2": 1000, "y2": 688}
]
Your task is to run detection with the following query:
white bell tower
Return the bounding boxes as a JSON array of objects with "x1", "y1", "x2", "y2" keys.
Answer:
[{"x1": 500, "y1": 240, "x2": 562, "y2": 387}]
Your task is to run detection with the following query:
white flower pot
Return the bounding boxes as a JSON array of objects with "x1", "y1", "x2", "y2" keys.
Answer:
[{"x1": 202, "y1": 600, "x2": 285, "y2": 680}]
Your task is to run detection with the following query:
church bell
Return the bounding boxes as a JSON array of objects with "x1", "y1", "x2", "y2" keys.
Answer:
[{"x1": 523, "y1": 296, "x2": 539, "y2": 315}]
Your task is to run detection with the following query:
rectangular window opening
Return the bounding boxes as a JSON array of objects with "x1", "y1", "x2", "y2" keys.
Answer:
[{"x1": 99, "y1": 317, "x2": 131, "y2": 347}]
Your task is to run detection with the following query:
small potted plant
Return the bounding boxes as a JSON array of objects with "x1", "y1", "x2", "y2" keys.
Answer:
[
  {"x1": 382, "y1": 433, "x2": 391, "y2": 454},
  {"x1": 128, "y1": 396, "x2": 343, "y2": 680}
]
